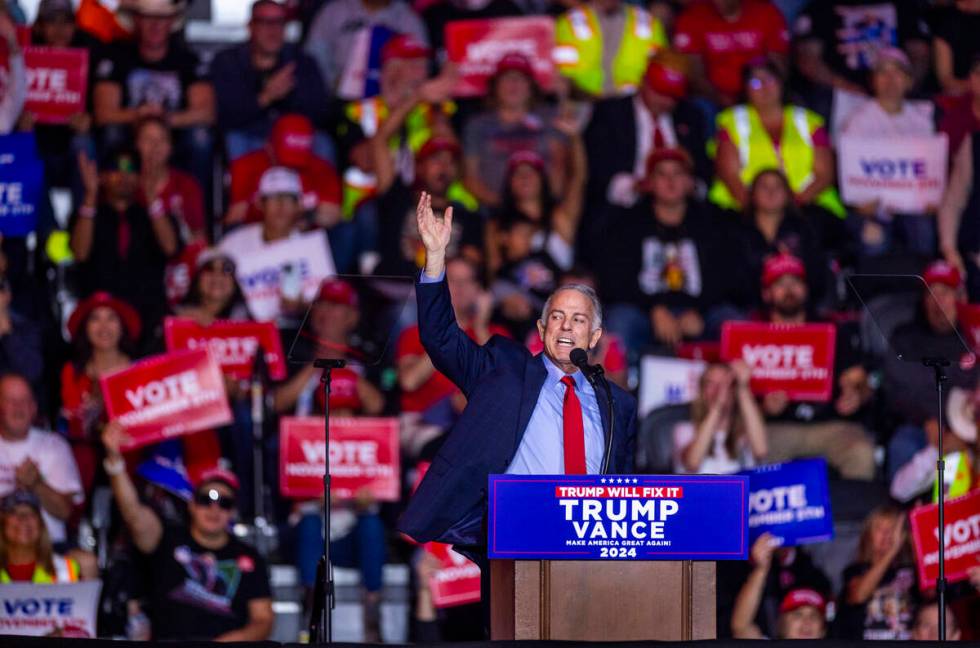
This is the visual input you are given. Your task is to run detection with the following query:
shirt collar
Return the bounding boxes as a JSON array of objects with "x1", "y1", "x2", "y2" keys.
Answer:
[{"x1": 541, "y1": 354, "x2": 589, "y2": 392}]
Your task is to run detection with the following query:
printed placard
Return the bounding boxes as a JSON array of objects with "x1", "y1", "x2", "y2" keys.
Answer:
[
  {"x1": 100, "y1": 349, "x2": 232, "y2": 451},
  {"x1": 164, "y1": 317, "x2": 287, "y2": 380},
  {"x1": 444, "y1": 17, "x2": 556, "y2": 96},
  {"x1": 740, "y1": 458, "x2": 834, "y2": 547},
  {"x1": 908, "y1": 490, "x2": 980, "y2": 590},
  {"x1": 488, "y1": 474, "x2": 748, "y2": 560},
  {"x1": 0, "y1": 581, "x2": 101, "y2": 637},
  {"x1": 720, "y1": 322, "x2": 836, "y2": 402},
  {"x1": 839, "y1": 135, "x2": 948, "y2": 213},
  {"x1": 279, "y1": 417, "x2": 400, "y2": 501}
]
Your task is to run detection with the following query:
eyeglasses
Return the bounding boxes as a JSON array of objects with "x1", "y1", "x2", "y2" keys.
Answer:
[
  {"x1": 194, "y1": 489, "x2": 236, "y2": 511},
  {"x1": 204, "y1": 261, "x2": 235, "y2": 275},
  {"x1": 748, "y1": 76, "x2": 778, "y2": 90}
]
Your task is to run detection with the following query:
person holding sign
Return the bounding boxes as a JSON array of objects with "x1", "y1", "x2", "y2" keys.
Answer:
[
  {"x1": 0, "y1": 490, "x2": 80, "y2": 583},
  {"x1": 753, "y1": 253, "x2": 876, "y2": 481},
  {"x1": 672, "y1": 360, "x2": 767, "y2": 474},
  {"x1": 102, "y1": 426, "x2": 274, "y2": 641},
  {"x1": 400, "y1": 191, "x2": 637, "y2": 553}
]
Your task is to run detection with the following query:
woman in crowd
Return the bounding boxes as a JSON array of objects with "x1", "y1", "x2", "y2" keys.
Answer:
[
  {"x1": 136, "y1": 116, "x2": 207, "y2": 244},
  {"x1": 174, "y1": 248, "x2": 250, "y2": 326},
  {"x1": 60, "y1": 292, "x2": 139, "y2": 494},
  {"x1": 0, "y1": 9, "x2": 24, "y2": 135},
  {"x1": 673, "y1": 361, "x2": 767, "y2": 474},
  {"x1": 0, "y1": 491, "x2": 82, "y2": 583},
  {"x1": 710, "y1": 59, "x2": 844, "y2": 219},
  {"x1": 732, "y1": 169, "x2": 829, "y2": 310},
  {"x1": 487, "y1": 130, "x2": 585, "y2": 277},
  {"x1": 837, "y1": 505, "x2": 919, "y2": 640},
  {"x1": 462, "y1": 52, "x2": 569, "y2": 208}
]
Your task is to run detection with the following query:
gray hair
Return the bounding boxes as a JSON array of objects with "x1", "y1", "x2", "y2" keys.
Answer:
[{"x1": 539, "y1": 284, "x2": 603, "y2": 332}]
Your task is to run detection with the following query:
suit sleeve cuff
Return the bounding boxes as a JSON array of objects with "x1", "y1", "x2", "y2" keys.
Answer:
[{"x1": 419, "y1": 270, "x2": 445, "y2": 284}]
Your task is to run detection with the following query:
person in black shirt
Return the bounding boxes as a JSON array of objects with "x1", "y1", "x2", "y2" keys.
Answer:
[
  {"x1": 70, "y1": 147, "x2": 178, "y2": 346},
  {"x1": 756, "y1": 253, "x2": 876, "y2": 480},
  {"x1": 731, "y1": 169, "x2": 830, "y2": 312},
  {"x1": 836, "y1": 505, "x2": 919, "y2": 640},
  {"x1": 102, "y1": 422, "x2": 273, "y2": 641},
  {"x1": 210, "y1": 0, "x2": 332, "y2": 160},
  {"x1": 597, "y1": 147, "x2": 737, "y2": 351},
  {"x1": 92, "y1": 0, "x2": 215, "y2": 202},
  {"x1": 933, "y1": 1, "x2": 980, "y2": 96}
]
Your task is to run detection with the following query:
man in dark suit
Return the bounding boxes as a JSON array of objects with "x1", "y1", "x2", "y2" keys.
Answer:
[{"x1": 399, "y1": 192, "x2": 638, "y2": 553}]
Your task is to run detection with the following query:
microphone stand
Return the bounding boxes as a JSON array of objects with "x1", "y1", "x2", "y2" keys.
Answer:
[
  {"x1": 309, "y1": 358, "x2": 346, "y2": 645},
  {"x1": 922, "y1": 357, "x2": 949, "y2": 641},
  {"x1": 579, "y1": 363, "x2": 616, "y2": 475},
  {"x1": 250, "y1": 348, "x2": 273, "y2": 556}
]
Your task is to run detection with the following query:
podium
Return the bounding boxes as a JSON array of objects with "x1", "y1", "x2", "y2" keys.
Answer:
[
  {"x1": 486, "y1": 474, "x2": 748, "y2": 641},
  {"x1": 490, "y1": 559, "x2": 716, "y2": 640}
]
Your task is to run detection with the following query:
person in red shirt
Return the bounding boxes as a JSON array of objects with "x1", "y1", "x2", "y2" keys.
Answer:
[
  {"x1": 226, "y1": 113, "x2": 341, "y2": 228},
  {"x1": 673, "y1": 0, "x2": 789, "y2": 107},
  {"x1": 396, "y1": 256, "x2": 507, "y2": 457}
]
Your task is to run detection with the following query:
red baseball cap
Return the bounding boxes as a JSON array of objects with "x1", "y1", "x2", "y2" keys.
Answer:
[
  {"x1": 67, "y1": 292, "x2": 142, "y2": 342},
  {"x1": 195, "y1": 467, "x2": 241, "y2": 493},
  {"x1": 644, "y1": 58, "x2": 688, "y2": 99},
  {"x1": 762, "y1": 253, "x2": 806, "y2": 288},
  {"x1": 923, "y1": 260, "x2": 962, "y2": 289},
  {"x1": 779, "y1": 588, "x2": 827, "y2": 615},
  {"x1": 645, "y1": 147, "x2": 693, "y2": 176},
  {"x1": 316, "y1": 278, "x2": 359, "y2": 308},
  {"x1": 506, "y1": 149, "x2": 545, "y2": 174},
  {"x1": 416, "y1": 136, "x2": 462, "y2": 163},
  {"x1": 381, "y1": 34, "x2": 431, "y2": 65},
  {"x1": 270, "y1": 114, "x2": 314, "y2": 169},
  {"x1": 495, "y1": 52, "x2": 535, "y2": 79}
]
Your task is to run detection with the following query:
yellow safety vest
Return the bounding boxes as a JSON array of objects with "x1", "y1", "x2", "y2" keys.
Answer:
[
  {"x1": 709, "y1": 105, "x2": 846, "y2": 217},
  {"x1": 555, "y1": 5, "x2": 667, "y2": 97},
  {"x1": 341, "y1": 98, "x2": 463, "y2": 218},
  {"x1": 0, "y1": 556, "x2": 80, "y2": 584}
]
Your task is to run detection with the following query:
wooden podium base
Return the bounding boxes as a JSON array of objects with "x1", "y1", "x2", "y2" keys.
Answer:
[{"x1": 490, "y1": 560, "x2": 716, "y2": 641}]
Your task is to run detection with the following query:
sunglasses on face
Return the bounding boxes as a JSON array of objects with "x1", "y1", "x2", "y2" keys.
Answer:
[
  {"x1": 748, "y1": 76, "x2": 777, "y2": 90},
  {"x1": 194, "y1": 489, "x2": 236, "y2": 511}
]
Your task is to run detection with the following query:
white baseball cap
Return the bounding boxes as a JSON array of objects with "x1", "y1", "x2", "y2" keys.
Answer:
[{"x1": 258, "y1": 166, "x2": 302, "y2": 198}]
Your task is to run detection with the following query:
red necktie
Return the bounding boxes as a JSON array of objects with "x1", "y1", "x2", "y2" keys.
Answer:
[
  {"x1": 652, "y1": 121, "x2": 666, "y2": 150},
  {"x1": 117, "y1": 211, "x2": 131, "y2": 259},
  {"x1": 561, "y1": 375, "x2": 587, "y2": 474}
]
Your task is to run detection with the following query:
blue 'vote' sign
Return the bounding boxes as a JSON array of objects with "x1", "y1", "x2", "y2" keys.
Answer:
[
  {"x1": 0, "y1": 133, "x2": 42, "y2": 236},
  {"x1": 487, "y1": 474, "x2": 748, "y2": 560},
  {"x1": 740, "y1": 458, "x2": 833, "y2": 547}
]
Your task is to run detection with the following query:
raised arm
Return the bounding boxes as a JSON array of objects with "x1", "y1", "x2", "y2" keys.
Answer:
[
  {"x1": 416, "y1": 192, "x2": 493, "y2": 394},
  {"x1": 102, "y1": 422, "x2": 164, "y2": 554}
]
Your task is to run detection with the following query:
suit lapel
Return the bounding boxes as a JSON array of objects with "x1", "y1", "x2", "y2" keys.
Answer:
[
  {"x1": 597, "y1": 382, "x2": 614, "y2": 473},
  {"x1": 514, "y1": 354, "x2": 548, "y2": 453}
]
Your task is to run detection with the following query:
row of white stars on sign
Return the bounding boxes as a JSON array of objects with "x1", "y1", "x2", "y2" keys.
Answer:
[{"x1": 599, "y1": 478, "x2": 640, "y2": 484}]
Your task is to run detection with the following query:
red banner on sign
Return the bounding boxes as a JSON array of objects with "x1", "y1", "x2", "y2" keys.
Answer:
[
  {"x1": 23, "y1": 47, "x2": 88, "y2": 125},
  {"x1": 445, "y1": 17, "x2": 555, "y2": 97},
  {"x1": 425, "y1": 541, "x2": 482, "y2": 608},
  {"x1": 100, "y1": 349, "x2": 232, "y2": 451},
  {"x1": 720, "y1": 322, "x2": 836, "y2": 402},
  {"x1": 279, "y1": 417, "x2": 400, "y2": 501},
  {"x1": 909, "y1": 489, "x2": 980, "y2": 590},
  {"x1": 164, "y1": 317, "x2": 287, "y2": 381},
  {"x1": 958, "y1": 303, "x2": 980, "y2": 353}
]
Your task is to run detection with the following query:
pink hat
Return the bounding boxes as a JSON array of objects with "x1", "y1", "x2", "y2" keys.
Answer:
[
  {"x1": 762, "y1": 253, "x2": 806, "y2": 288},
  {"x1": 923, "y1": 260, "x2": 962, "y2": 289}
]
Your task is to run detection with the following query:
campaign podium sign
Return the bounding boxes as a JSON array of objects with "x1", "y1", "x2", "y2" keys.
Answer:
[
  {"x1": 488, "y1": 474, "x2": 748, "y2": 560},
  {"x1": 909, "y1": 489, "x2": 980, "y2": 590},
  {"x1": 0, "y1": 580, "x2": 101, "y2": 637},
  {"x1": 741, "y1": 458, "x2": 834, "y2": 547},
  {"x1": 720, "y1": 321, "x2": 836, "y2": 402}
]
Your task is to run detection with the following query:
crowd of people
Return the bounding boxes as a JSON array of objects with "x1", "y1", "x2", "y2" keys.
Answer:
[{"x1": 0, "y1": 0, "x2": 979, "y2": 642}]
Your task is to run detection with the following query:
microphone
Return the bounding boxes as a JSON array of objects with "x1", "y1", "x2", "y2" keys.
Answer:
[
  {"x1": 570, "y1": 348, "x2": 602, "y2": 381},
  {"x1": 569, "y1": 347, "x2": 615, "y2": 474}
]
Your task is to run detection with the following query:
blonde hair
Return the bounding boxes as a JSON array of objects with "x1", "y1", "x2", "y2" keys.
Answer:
[
  {"x1": 857, "y1": 505, "x2": 906, "y2": 564},
  {"x1": 0, "y1": 508, "x2": 56, "y2": 578},
  {"x1": 691, "y1": 362, "x2": 744, "y2": 458}
]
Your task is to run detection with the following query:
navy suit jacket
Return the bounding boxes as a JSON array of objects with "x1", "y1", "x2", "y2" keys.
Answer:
[{"x1": 397, "y1": 277, "x2": 638, "y2": 547}]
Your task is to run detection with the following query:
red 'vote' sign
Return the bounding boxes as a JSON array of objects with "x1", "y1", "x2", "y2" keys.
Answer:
[
  {"x1": 444, "y1": 17, "x2": 556, "y2": 97},
  {"x1": 23, "y1": 47, "x2": 88, "y2": 125},
  {"x1": 720, "y1": 322, "x2": 837, "y2": 402},
  {"x1": 909, "y1": 489, "x2": 980, "y2": 590},
  {"x1": 164, "y1": 317, "x2": 287, "y2": 380},
  {"x1": 100, "y1": 349, "x2": 232, "y2": 451},
  {"x1": 279, "y1": 417, "x2": 400, "y2": 501}
]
